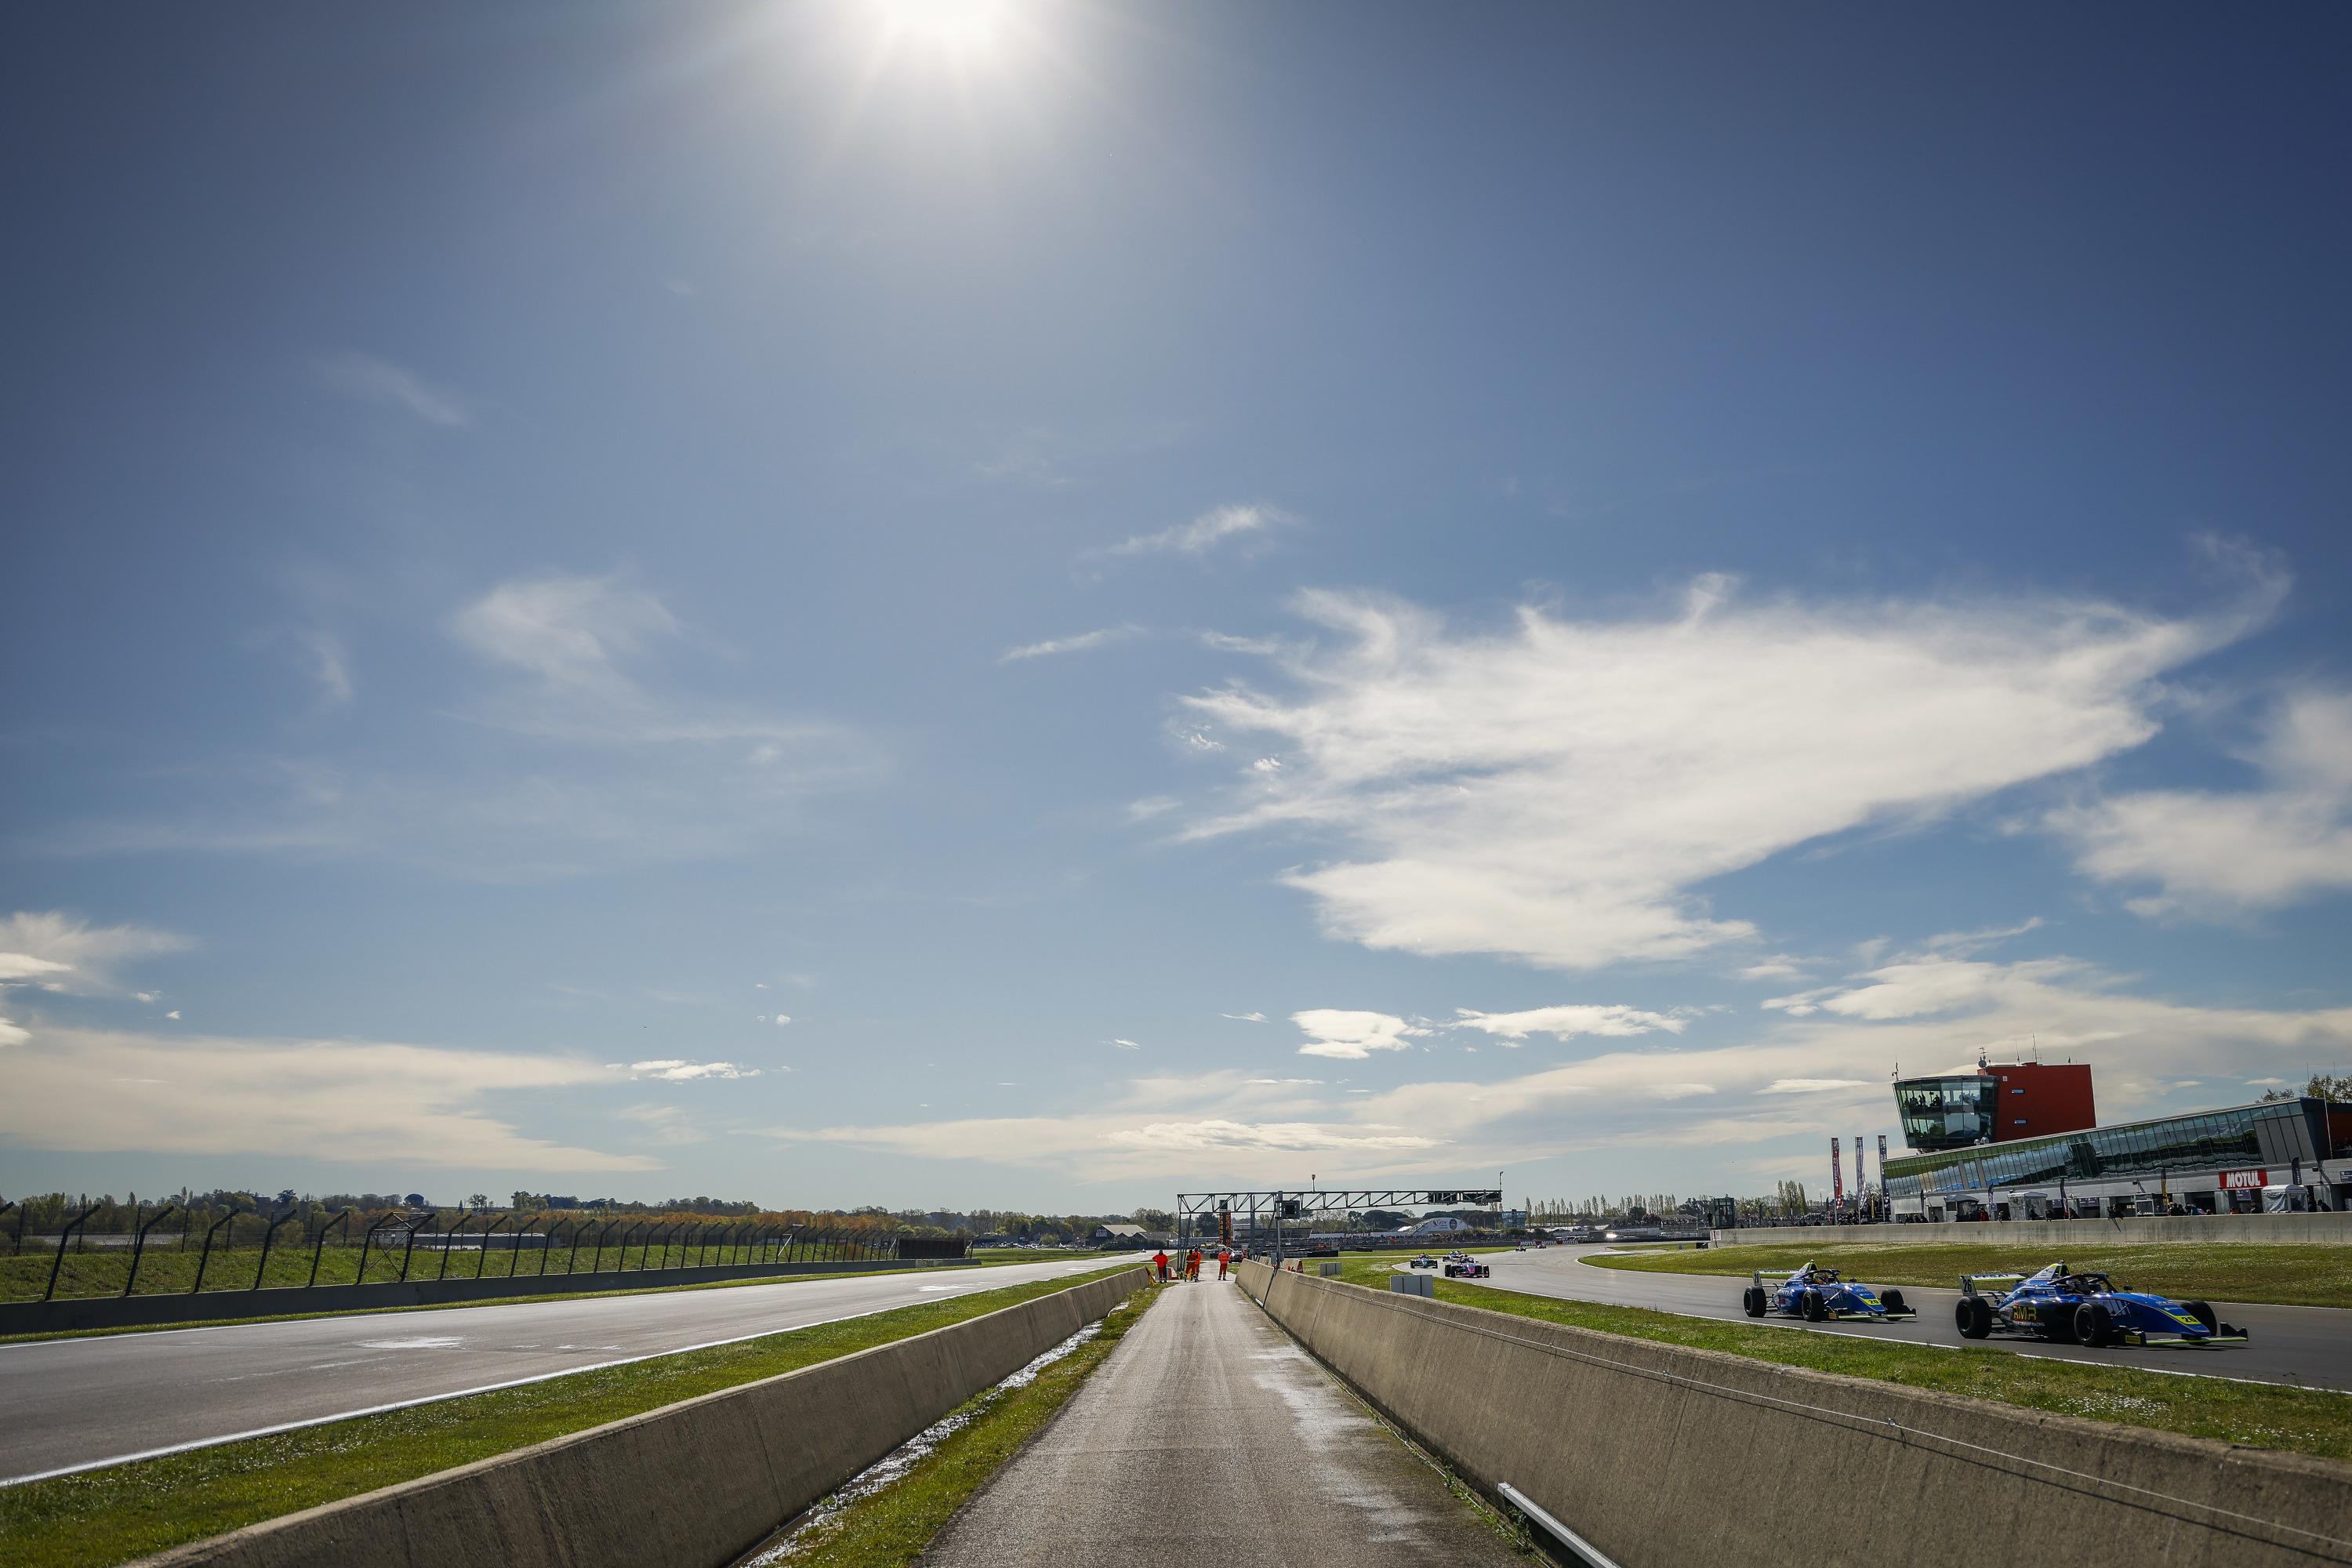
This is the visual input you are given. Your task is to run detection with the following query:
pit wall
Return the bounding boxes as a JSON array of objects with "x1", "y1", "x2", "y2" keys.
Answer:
[
  {"x1": 137, "y1": 1266, "x2": 1150, "y2": 1568},
  {"x1": 0, "y1": 1257, "x2": 979, "y2": 1338},
  {"x1": 1236, "y1": 1261, "x2": 2352, "y2": 1567},
  {"x1": 1709, "y1": 1211, "x2": 2352, "y2": 1247}
]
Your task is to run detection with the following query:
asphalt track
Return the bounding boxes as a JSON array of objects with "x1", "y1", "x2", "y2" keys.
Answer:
[
  {"x1": 1452, "y1": 1245, "x2": 2352, "y2": 1392},
  {"x1": 921, "y1": 1274, "x2": 1517, "y2": 1567},
  {"x1": 0, "y1": 1255, "x2": 1135, "y2": 1486}
]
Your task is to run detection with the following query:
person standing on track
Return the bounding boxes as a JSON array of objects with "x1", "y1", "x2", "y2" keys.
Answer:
[
  {"x1": 1152, "y1": 1247, "x2": 1169, "y2": 1283},
  {"x1": 1217, "y1": 1247, "x2": 1229, "y2": 1280}
]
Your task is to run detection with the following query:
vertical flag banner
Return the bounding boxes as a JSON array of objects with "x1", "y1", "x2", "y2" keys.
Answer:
[
  {"x1": 1878, "y1": 1134, "x2": 1889, "y2": 1195},
  {"x1": 1854, "y1": 1135, "x2": 1865, "y2": 1196},
  {"x1": 1831, "y1": 1137, "x2": 1844, "y2": 1208}
]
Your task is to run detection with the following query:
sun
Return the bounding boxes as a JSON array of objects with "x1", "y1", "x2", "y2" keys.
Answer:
[{"x1": 873, "y1": 0, "x2": 1007, "y2": 54}]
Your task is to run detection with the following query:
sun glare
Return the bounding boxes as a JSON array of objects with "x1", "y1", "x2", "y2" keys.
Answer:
[{"x1": 875, "y1": 0, "x2": 1007, "y2": 53}]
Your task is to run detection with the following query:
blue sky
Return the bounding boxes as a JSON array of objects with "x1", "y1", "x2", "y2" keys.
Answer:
[{"x1": 5, "y1": 2, "x2": 2350, "y2": 1212}]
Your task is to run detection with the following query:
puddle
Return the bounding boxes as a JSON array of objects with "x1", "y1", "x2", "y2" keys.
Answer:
[{"x1": 737, "y1": 1319, "x2": 1103, "y2": 1564}]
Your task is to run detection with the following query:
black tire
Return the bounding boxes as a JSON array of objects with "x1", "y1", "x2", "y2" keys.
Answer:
[
  {"x1": 2074, "y1": 1302, "x2": 2114, "y2": 1347},
  {"x1": 1879, "y1": 1288, "x2": 1907, "y2": 1316},
  {"x1": 1742, "y1": 1287, "x2": 1766, "y2": 1318},
  {"x1": 1801, "y1": 1288, "x2": 1828, "y2": 1322},
  {"x1": 1956, "y1": 1296, "x2": 1993, "y2": 1338},
  {"x1": 2042, "y1": 1307, "x2": 2076, "y2": 1345},
  {"x1": 2181, "y1": 1300, "x2": 2219, "y2": 1334}
]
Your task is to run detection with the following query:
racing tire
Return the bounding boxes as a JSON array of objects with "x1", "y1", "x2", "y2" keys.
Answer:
[
  {"x1": 1879, "y1": 1288, "x2": 1907, "y2": 1316},
  {"x1": 2042, "y1": 1309, "x2": 2076, "y2": 1345},
  {"x1": 1955, "y1": 1296, "x2": 1992, "y2": 1339},
  {"x1": 2181, "y1": 1300, "x2": 2219, "y2": 1334},
  {"x1": 1741, "y1": 1287, "x2": 1766, "y2": 1318},
  {"x1": 2074, "y1": 1302, "x2": 2114, "y2": 1348},
  {"x1": 1800, "y1": 1288, "x2": 1828, "y2": 1323}
]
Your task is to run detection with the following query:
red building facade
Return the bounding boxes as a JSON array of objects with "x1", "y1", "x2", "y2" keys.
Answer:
[{"x1": 1986, "y1": 1061, "x2": 2096, "y2": 1143}]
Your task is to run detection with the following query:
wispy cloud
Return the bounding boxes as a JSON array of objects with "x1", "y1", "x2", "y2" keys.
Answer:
[
  {"x1": 2050, "y1": 689, "x2": 2352, "y2": 916},
  {"x1": 614, "y1": 1058, "x2": 761, "y2": 1081},
  {"x1": 0, "y1": 1022, "x2": 661, "y2": 1171},
  {"x1": 0, "y1": 911, "x2": 192, "y2": 997},
  {"x1": 997, "y1": 625, "x2": 1145, "y2": 664},
  {"x1": 1451, "y1": 1004, "x2": 1688, "y2": 1044},
  {"x1": 1174, "y1": 559, "x2": 2283, "y2": 970},
  {"x1": 1092, "y1": 503, "x2": 1294, "y2": 562},
  {"x1": 1108, "y1": 1037, "x2": 1142, "y2": 1050},
  {"x1": 1221, "y1": 1011, "x2": 1267, "y2": 1022},
  {"x1": 316, "y1": 352, "x2": 470, "y2": 428}
]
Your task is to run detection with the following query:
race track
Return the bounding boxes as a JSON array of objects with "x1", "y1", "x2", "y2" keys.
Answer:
[
  {"x1": 0, "y1": 1254, "x2": 1134, "y2": 1486},
  {"x1": 1455, "y1": 1246, "x2": 2352, "y2": 1392}
]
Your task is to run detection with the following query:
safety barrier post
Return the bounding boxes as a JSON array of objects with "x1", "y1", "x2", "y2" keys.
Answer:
[
  {"x1": 539, "y1": 1216, "x2": 569, "y2": 1276},
  {"x1": 193, "y1": 1206, "x2": 240, "y2": 1294},
  {"x1": 437, "y1": 1207, "x2": 474, "y2": 1282},
  {"x1": 354, "y1": 1212, "x2": 401, "y2": 1287},
  {"x1": 398, "y1": 1210, "x2": 432, "y2": 1282},
  {"x1": 123, "y1": 1203, "x2": 181, "y2": 1296},
  {"x1": 42, "y1": 1204, "x2": 99, "y2": 1301},
  {"x1": 475, "y1": 1214, "x2": 513, "y2": 1279},
  {"x1": 255, "y1": 1207, "x2": 299, "y2": 1290},
  {"x1": 567, "y1": 1215, "x2": 589, "y2": 1275},
  {"x1": 307, "y1": 1208, "x2": 353, "y2": 1289}
]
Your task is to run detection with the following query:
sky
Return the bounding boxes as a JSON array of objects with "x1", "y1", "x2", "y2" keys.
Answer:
[{"x1": 5, "y1": 2, "x2": 2351, "y2": 1214}]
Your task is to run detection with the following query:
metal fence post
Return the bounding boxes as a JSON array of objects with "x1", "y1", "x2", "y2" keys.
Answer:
[
  {"x1": 539, "y1": 1217, "x2": 568, "y2": 1276},
  {"x1": 124, "y1": 1203, "x2": 181, "y2": 1296},
  {"x1": 43, "y1": 1204, "x2": 99, "y2": 1301},
  {"x1": 437, "y1": 1207, "x2": 474, "y2": 1282},
  {"x1": 307, "y1": 1208, "x2": 353, "y2": 1288},
  {"x1": 255, "y1": 1207, "x2": 299, "y2": 1290},
  {"x1": 475, "y1": 1214, "x2": 512, "y2": 1279},
  {"x1": 567, "y1": 1216, "x2": 589, "y2": 1276},
  {"x1": 399, "y1": 1210, "x2": 432, "y2": 1283},
  {"x1": 193, "y1": 1207, "x2": 240, "y2": 1294}
]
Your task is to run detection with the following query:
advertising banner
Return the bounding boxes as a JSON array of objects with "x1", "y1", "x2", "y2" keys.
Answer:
[
  {"x1": 1831, "y1": 1138, "x2": 1844, "y2": 1207},
  {"x1": 2220, "y1": 1168, "x2": 2271, "y2": 1191}
]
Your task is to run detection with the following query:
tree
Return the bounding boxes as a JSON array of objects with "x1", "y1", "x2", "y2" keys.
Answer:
[
  {"x1": 2307, "y1": 1073, "x2": 2352, "y2": 1102},
  {"x1": 511, "y1": 1191, "x2": 537, "y2": 1211},
  {"x1": 276, "y1": 1189, "x2": 298, "y2": 1209},
  {"x1": 469, "y1": 1192, "x2": 491, "y2": 1209}
]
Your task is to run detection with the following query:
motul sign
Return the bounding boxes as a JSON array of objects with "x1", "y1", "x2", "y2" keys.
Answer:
[{"x1": 2220, "y1": 1168, "x2": 2271, "y2": 1190}]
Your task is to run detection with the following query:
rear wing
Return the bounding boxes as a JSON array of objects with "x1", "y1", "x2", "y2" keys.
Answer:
[
  {"x1": 1959, "y1": 1272, "x2": 2024, "y2": 1298},
  {"x1": 1752, "y1": 1268, "x2": 1802, "y2": 1289}
]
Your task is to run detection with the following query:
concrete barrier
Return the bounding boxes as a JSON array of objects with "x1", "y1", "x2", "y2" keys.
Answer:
[
  {"x1": 1236, "y1": 1261, "x2": 2352, "y2": 1566},
  {"x1": 1710, "y1": 1211, "x2": 2352, "y2": 1247},
  {"x1": 0, "y1": 1257, "x2": 979, "y2": 1338},
  {"x1": 136, "y1": 1266, "x2": 1149, "y2": 1568}
]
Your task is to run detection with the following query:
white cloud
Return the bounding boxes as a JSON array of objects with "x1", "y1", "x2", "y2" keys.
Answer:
[
  {"x1": 1096, "y1": 503, "x2": 1294, "y2": 561},
  {"x1": 1221, "y1": 1011, "x2": 1267, "y2": 1022},
  {"x1": 998, "y1": 626, "x2": 1145, "y2": 663},
  {"x1": 1200, "y1": 631, "x2": 1284, "y2": 655},
  {"x1": 0, "y1": 1017, "x2": 28, "y2": 1047},
  {"x1": 1127, "y1": 797, "x2": 1181, "y2": 822},
  {"x1": 1109, "y1": 1038, "x2": 1142, "y2": 1050},
  {"x1": 0, "y1": 912, "x2": 192, "y2": 997},
  {"x1": 164, "y1": 1009, "x2": 181, "y2": 1020},
  {"x1": 618, "y1": 1103, "x2": 708, "y2": 1145},
  {"x1": 1293, "y1": 1008, "x2": 1427, "y2": 1059},
  {"x1": 1759, "y1": 1077, "x2": 1876, "y2": 1094},
  {"x1": 1736, "y1": 956, "x2": 1808, "y2": 982},
  {"x1": 1175, "y1": 564, "x2": 2280, "y2": 970},
  {"x1": 316, "y1": 352, "x2": 470, "y2": 427},
  {"x1": 2051, "y1": 690, "x2": 2352, "y2": 916},
  {"x1": 1451, "y1": 1004, "x2": 1688, "y2": 1044},
  {"x1": 755, "y1": 1014, "x2": 793, "y2": 1026},
  {"x1": 0, "y1": 1023, "x2": 660, "y2": 1170},
  {"x1": 615, "y1": 1059, "x2": 760, "y2": 1081},
  {"x1": 296, "y1": 628, "x2": 354, "y2": 704}
]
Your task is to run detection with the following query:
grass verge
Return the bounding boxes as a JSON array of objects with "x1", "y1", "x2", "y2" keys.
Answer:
[
  {"x1": 1325, "y1": 1259, "x2": 2352, "y2": 1461},
  {"x1": 752, "y1": 1282, "x2": 1156, "y2": 1566},
  {"x1": 1584, "y1": 1240, "x2": 2352, "y2": 1308},
  {"x1": 0, "y1": 1271, "x2": 1137, "y2": 1568}
]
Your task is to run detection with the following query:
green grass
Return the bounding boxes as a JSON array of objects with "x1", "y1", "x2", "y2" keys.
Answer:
[
  {"x1": 1585, "y1": 1240, "x2": 2352, "y2": 1308},
  {"x1": 757, "y1": 1282, "x2": 1156, "y2": 1566},
  {"x1": 0, "y1": 1271, "x2": 1138, "y2": 1568},
  {"x1": 1321, "y1": 1259, "x2": 2352, "y2": 1461}
]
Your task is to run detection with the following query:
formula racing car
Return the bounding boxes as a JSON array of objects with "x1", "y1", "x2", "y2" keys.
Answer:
[
  {"x1": 1410, "y1": 1254, "x2": 1438, "y2": 1269},
  {"x1": 1442, "y1": 1256, "x2": 1490, "y2": 1279},
  {"x1": 1955, "y1": 1263, "x2": 2248, "y2": 1348},
  {"x1": 1741, "y1": 1261, "x2": 1915, "y2": 1322}
]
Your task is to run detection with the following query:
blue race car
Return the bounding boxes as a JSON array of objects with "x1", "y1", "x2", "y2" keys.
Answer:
[
  {"x1": 1741, "y1": 1261, "x2": 1915, "y2": 1322},
  {"x1": 1955, "y1": 1262, "x2": 2248, "y2": 1348}
]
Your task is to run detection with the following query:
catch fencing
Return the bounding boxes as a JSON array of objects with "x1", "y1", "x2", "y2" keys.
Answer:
[{"x1": 0, "y1": 1198, "x2": 935, "y2": 1307}]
